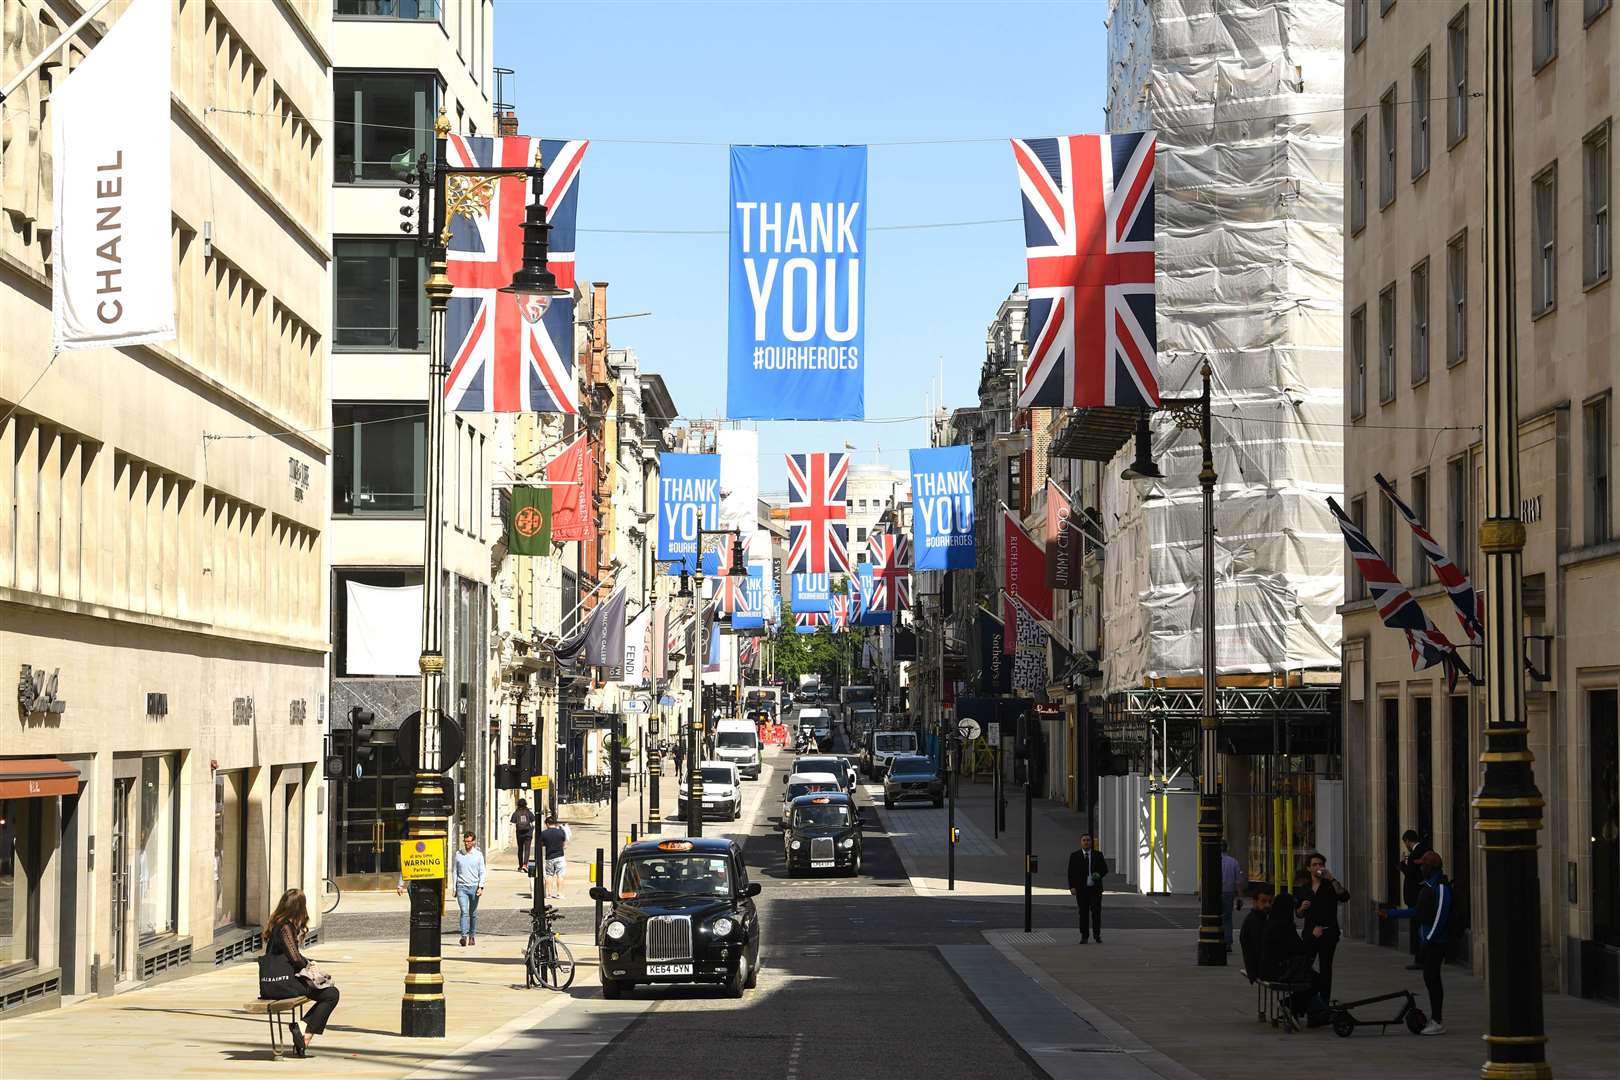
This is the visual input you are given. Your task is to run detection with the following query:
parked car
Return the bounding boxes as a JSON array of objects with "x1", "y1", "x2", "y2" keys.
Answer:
[
  {"x1": 677, "y1": 761, "x2": 742, "y2": 820},
  {"x1": 782, "y1": 792, "x2": 863, "y2": 876},
  {"x1": 860, "y1": 728, "x2": 920, "y2": 778},
  {"x1": 882, "y1": 755, "x2": 945, "y2": 808},
  {"x1": 778, "y1": 771, "x2": 842, "y2": 827},
  {"x1": 592, "y1": 837, "x2": 762, "y2": 999}
]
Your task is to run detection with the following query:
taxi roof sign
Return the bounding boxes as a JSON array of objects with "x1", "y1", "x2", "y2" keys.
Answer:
[
  {"x1": 656, "y1": 840, "x2": 694, "y2": 852},
  {"x1": 810, "y1": 796, "x2": 831, "y2": 804}
]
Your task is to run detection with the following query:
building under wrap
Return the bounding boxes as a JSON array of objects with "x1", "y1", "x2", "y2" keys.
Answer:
[{"x1": 1072, "y1": 0, "x2": 1347, "y2": 893}]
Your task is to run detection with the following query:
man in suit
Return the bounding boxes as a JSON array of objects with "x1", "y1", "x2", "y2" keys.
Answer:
[{"x1": 1067, "y1": 833, "x2": 1109, "y2": 943}]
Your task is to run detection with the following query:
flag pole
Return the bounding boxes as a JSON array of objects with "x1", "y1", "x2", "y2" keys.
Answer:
[{"x1": 0, "y1": 0, "x2": 115, "y2": 103}]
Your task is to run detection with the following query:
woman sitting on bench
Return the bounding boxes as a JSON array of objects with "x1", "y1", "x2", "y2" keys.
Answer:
[
  {"x1": 262, "y1": 889, "x2": 340, "y2": 1057},
  {"x1": 1260, "y1": 889, "x2": 1321, "y2": 1017}
]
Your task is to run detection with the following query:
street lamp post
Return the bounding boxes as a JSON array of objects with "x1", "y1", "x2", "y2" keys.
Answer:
[
  {"x1": 649, "y1": 559, "x2": 691, "y2": 835},
  {"x1": 1477, "y1": 3, "x2": 1549, "y2": 1075},
  {"x1": 1131, "y1": 362, "x2": 1225, "y2": 966},
  {"x1": 685, "y1": 520, "x2": 746, "y2": 837},
  {"x1": 400, "y1": 112, "x2": 568, "y2": 1038}
]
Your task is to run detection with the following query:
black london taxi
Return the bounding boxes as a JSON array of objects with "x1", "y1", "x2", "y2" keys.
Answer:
[
  {"x1": 590, "y1": 837, "x2": 762, "y2": 999},
  {"x1": 783, "y1": 792, "x2": 863, "y2": 876}
]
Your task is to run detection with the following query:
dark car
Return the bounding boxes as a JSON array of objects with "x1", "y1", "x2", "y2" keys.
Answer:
[
  {"x1": 783, "y1": 792, "x2": 863, "y2": 876},
  {"x1": 790, "y1": 754, "x2": 856, "y2": 796},
  {"x1": 883, "y1": 755, "x2": 945, "y2": 808},
  {"x1": 592, "y1": 838, "x2": 762, "y2": 999}
]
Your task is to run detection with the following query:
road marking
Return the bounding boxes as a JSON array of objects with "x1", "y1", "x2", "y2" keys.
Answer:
[{"x1": 786, "y1": 1030, "x2": 805, "y2": 1080}]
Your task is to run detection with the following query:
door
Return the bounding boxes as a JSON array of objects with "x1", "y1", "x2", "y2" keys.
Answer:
[
  {"x1": 110, "y1": 778, "x2": 133, "y2": 982},
  {"x1": 58, "y1": 790, "x2": 81, "y2": 994},
  {"x1": 336, "y1": 743, "x2": 412, "y2": 887}
]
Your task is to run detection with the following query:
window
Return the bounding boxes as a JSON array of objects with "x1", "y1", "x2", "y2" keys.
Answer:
[
  {"x1": 137, "y1": 753, "x2": 180, "y2": 941},
  {"x1": 214, "y1": 771, "x2": 247, "y2": 932},
  {"x1": 1380, "y1": 0, "x2": 1395, "y2": 14},
  {"x1": 857, "y1": 527, "x2": 867, "y2": 542},
  {"x1": 334, "y1": 239, "x2": 426, "y2": 350},
  {"x1": 1585, "y1": 121, "x2": 1612, "y2": 287},
  {"x1": 1586, "y1": 395, "x2": 1612, "y2": 545},
  {"x1": 1412, "y1": 50, "x2": 1431, "y2": 178},
  {"x1": 1349, "y1": 494, "x2": 1368, "y2": 599},
  {"x1": 335, "y1": 72, "x2": 437, "y2": 184},
  {"x1": 336, "y1": 0, "x2": 441, "y2": 20},
  {"x1": 1379, "y1": 86, "x2": 1398, "y2": 208},
  {"x1": 1380, "y1": 479, "x2": 1399, "y2": 577},
  {"x1": 1532, "y1": 0, "x2": 1557, "y2": 71},
  {"x1": 451, "y1": 417, "x2": 463, "y2": 532},
  {"x1": 1590, "y1": 689, "x2": 1620, "y2": 947},
  {"x1": 1411, "y1": 258, "x2": 1431, "y2": 384},
  {"x1": 1447, "y1": 9, "x2": 1469, "y2": 145},
  {"x1": 1532, "y1": 165, "x2": 1558, "y2": 316},
  {"x1": 1378, "y1": 283, "x2": 1397, "y2": 404},
  {"x1": 1350, "y1": 304, "x2": 1368, "y2": 419},
  {"x1": 1447, "y1": 230, "x2": 1468, "y2": 366},
  {"x1": 1588, "y1": 0, "x2": 1613, "y2": 28},
  {"x1": 1410, "y1": 469, "x2": 1430, "y2": 584},
  {"x1": 1447, "y1": 455, "x2": 1471, "y2": 577},
  {"x1": 1351, "y1": 118, "x2": 1369, "y2": 234},
  {"x1": 1352, "y1": 0, "x2": 1368, "y2": 48},
  {"x1": 0, "y1": 797, "x2": 42, "y2": 974},
  {"x1": 332, "y1": 402, "x2": 426, "y2": 515}
]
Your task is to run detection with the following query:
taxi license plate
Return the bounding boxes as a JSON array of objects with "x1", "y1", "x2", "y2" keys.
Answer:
[
  {"x1": 646, "y1": 963, "x2": 693, "y2": 975},
  {"x1": 811, "y1": 859, "x2": 833, "y2": 868}
]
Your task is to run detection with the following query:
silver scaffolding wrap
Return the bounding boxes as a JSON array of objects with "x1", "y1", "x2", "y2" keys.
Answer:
[{"x1": 1100, "y1": 0, "x2": 1345, "y2": 692}]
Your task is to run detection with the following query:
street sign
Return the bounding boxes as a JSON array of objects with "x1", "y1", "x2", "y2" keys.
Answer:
[
  {"x1": 399, "y1": 838, "x2": 446, "y2": 880},
  {"x1": 624, "y1": 696, "x2": 650, "y2": 714},
  {"x1": 528, "y1": 775, "x2": 550, "y2": 791},
  {"x1": 987, "y1": 721, "x2": 1001, "y2": 745},
  {"x1": 958, "y1": 718, "x2": 981, "y2": 742},
  {"x1": 395, "y1": 712, "x2": 465, "y2": 773}
]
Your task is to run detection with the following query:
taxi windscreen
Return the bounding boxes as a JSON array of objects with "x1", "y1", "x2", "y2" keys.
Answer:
[
  {"x1": 792, "y1": 803, "x2": 853, "y2": 828},
  {"x1": 617, "y1": 855, "x2": 732, "y2": 897}
]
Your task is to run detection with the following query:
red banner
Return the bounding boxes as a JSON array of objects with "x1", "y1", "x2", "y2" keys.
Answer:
[
  {"x1": 1003, "y1": 510, "x2": 1053, "y2": 621},
  {"x1": 545, "y1": 433, "x2": 592, "y2": 542},
  {"x1": 1045, "y1": 479, "x2": 1082, "y2": 590}
]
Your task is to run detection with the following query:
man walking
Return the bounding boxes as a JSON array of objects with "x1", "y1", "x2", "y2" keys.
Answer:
[
  {"x1": 539, "y1": 814, "x2": 571, "y2": 901},
  {"x1": 453, "y1": 831, "x2": 486, "y2": 947},
  {"x1": 1219, "y1": 840, "x2": 1244, "y2": 952},
  {"x1": 510, "y1": 797, "x2": 536, "y2": 873},
  {"x1": 1067, "y1": 833, "x2": 1108, "y2": 943},
  {"x1": 1398, "y1": 829, "x2": 1431, "y2": 969}
]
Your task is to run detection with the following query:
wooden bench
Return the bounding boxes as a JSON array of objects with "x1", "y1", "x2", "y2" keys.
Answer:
[{"x1": 244, "y1": 997, "x2": 310, "y2": 1058}]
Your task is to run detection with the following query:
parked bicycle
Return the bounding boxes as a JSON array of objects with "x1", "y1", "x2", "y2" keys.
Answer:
[
  {"x1": 321, "y1": 876, "x2": 341, "y2": 915},
  {"x1": 524, "y1": 905, "x2": 575, "y2": 990}
]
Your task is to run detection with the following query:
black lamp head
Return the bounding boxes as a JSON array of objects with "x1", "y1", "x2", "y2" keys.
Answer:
[
  {"x1": 1120, "y1": 409, "x2": 1163, "y2": 481},
  {"x1": 676, "y1": 571, "x2": 693, "y2": 598},
  {"x1": 500, "y1": 179, "x2": 570, "y2": 300},
  {"x1": 728, "y1": 535, "x2": 748, "y2": 577}
]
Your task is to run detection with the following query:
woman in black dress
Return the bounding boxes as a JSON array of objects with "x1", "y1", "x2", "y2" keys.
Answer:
[{"x1": 262, "y1": 889, "x2": 340, "y2": 1057}]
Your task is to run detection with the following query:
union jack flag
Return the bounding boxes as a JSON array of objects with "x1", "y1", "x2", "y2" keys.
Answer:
[
  {"x1": 443, "y1": 135, "x2": 588, "y2": 413},
  {"x1": 715, "y1": 537, "x2": 747, "y2": 617},
  {"x1": 794, "y1": 611, "x2": 829, "y2": 634},
  {"x1": 739, "y1": 636, "x2": 761, "y2": 667},
  {"x1": 830, "y1": 593, "x2": 850, "y2": 631},
  {"x1": 1375, "y1": 473, "x2": 1485, "y2": 643},
  {"x1": 1011, "y1": 133, "x2": 1157, "y2": 409},
  {"x1": 785, "y1": 452, "x2": 850, "y2": 574},
  {"x1": 869, "y1": 533, "x2": 911, "y2": 612},
  {"x1": 1327, "y1": 497, "x2": 1470, "y2": 690}
]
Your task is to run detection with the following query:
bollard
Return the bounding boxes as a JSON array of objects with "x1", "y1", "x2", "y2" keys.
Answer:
[
  {"x1": 631, "y1": 824, "x2": 639, "y2": 844},
  {"x1": 594, "y1": 847, "x2": 605, "y2": 936}
]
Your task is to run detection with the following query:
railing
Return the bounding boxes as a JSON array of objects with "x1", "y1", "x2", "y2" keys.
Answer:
[
  {"x1": 336, "y1": 0, "x2": 441, "y2": 21},
  {"x1": 557, "y1": 773, "x2": 613, "y2": 807}
]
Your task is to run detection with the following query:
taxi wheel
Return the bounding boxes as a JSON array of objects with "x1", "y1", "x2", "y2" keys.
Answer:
[
  {"x1": 848, "y1": 852, "x2": 862, "y2": 876},
  {"x1": 726, "y1": 955, "x2": 750, "y2": 999},
  {"x1": 744, "y1": 952, "x2": 759, "y2": 989}
]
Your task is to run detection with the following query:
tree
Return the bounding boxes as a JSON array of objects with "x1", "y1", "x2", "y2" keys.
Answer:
[{"x1": 768, "y1": 599, "x2": 865, "y2": 686}]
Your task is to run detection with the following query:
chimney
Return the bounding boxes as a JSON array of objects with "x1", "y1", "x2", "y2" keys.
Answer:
[
  {"x1": 592, "y1": 282, "x2": 609, "y2": 373},
  {"x1": 497, "y1": 109, "x2": 519, "y2": 136}
]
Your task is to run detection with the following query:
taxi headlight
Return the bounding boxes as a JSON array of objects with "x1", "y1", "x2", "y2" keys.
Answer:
[
  {"x1": 711, "y1": 916, "x2": 735, "y2": 937},
  {"x1": 604, "y1": 919, "x2": 628, "y2": 941},
  {"x1": 840, "y1": 838, "x2": 856, "y2": 849},
  {"x1": 790, "y1": 839, "x2": 802, "y2": 851}
]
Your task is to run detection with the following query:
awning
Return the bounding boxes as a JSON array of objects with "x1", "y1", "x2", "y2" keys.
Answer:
[{"x1": 0, "y1": 758, "x2": 81, "y2": 799}]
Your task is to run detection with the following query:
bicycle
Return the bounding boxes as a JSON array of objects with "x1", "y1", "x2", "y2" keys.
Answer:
[
  {"x1": 524, "y1": 905, "x2": 576, "y2": 990},
  {"x1": 321, "y1": 877, "x2": 341, "y2": 915}
]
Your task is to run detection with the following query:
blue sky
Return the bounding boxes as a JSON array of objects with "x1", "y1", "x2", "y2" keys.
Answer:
[{"x1": 501, "y1": 0, "x2": 1108, "y2": 491}]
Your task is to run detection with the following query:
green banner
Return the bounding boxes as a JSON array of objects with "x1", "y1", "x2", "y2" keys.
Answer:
[{"x1": 507, "y1": 486, "x2": 552, "y2": 556}]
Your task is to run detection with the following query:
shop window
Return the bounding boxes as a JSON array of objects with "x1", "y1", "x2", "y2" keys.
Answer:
[
  {"x1": 332, "y1": 402, "x2": 426, "y2": 516},
  {"x1": 137, "y1": 753, "x2": 180, "y2": 941},
  {"x1": 334, "y1": 72, "x2": 437, "y2": 184},
  {"x1": 214, "y1": 771, "x2": 248, "y2": 932},
  {"x1": 0, "y1": 798, "x2": 43, "y2": 974}
]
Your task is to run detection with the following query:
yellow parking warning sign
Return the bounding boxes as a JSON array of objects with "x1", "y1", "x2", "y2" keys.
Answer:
[
  {"x1": 400, "y1": 838, "x2": 446, "y2": 880},
  {"x1": 529, "y1": 775, "x2": 550, "y2": 790}
]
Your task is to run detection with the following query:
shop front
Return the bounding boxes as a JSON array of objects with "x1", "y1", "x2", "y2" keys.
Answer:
[{"x1": 0, "y1": 757, "x2": 82, "y2": 1015}]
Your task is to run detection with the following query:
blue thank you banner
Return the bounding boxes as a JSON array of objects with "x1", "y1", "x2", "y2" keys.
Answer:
[
  {"x1": 791, "y1": 573, "x2": 831, "y2": 613},
  {"x1": 731, "y1": 563, "x2": 770, "y2": 629},
  {"x1": 909, "y1": 446, "x2": 977, "y2": 570},
  {"x1": 657, "y1": 453, "x2": 722, "y2": 573},
  {"x1": 727, "y1": 145, "x2": 867, "y2": 419},
  {"x1": 854, "y1": 565, "x2": 892, "y2": 626}
]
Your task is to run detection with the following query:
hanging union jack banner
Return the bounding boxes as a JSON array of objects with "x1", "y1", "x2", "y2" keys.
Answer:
[
  {"x1": 1375, "y1": 473, "x2": 1485, "y2": 644},
  {"x1": 869, "y1": 533, "x2": 911, "y2": 613},
  {"x1": 1010, "y1": 132, "x2": 1157, "y2": 410},
  {"x1": 785, "y1": 452, "x2": 851, "y2": 574},
  {"x1": 714, "y1": 535, "x2": 748, "y2": 617},
  {"x1": 795, "y1": 611, "x2": 830, "y2": 634},
  {"x1": 443, "y1": 135, "x2": 589, "y2": 412},
  {"x1": 1327, "y1": 497, "x2": 1470, "y2": 690},
  {"x1": 830, "y1": 593, "x2": 851, "y2": 631}
]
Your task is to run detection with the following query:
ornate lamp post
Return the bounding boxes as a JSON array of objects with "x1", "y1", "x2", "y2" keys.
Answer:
[
  {"x1": 1477, "y1": 3, "x2": 1550, "y2": 1075},
  {"x1": 399, "y1": 113, "x2": 567, "y2": 1038}
]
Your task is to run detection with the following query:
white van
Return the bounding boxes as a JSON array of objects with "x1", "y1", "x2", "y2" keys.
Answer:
[{"x1": 712, "y1": 718, "x2": 762, "y2": 780}]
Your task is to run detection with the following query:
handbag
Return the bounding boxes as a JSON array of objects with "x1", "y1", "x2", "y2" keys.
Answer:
[
  {"x1": 299, "y1": 962, "x2": 334, "y2": 990},
  {"x1": 257, "y1": 951, "x2": 303, "y2": 998}
]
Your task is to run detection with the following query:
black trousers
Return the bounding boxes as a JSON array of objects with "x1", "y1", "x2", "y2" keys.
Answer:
[
  {"x1": 1408, "y1": 915, "x2": 1422, "y2": 959},
  {"x1": 1075, "y1": 888, "x2": 1102, "y2": 939},
  {"x1": 1312, "y1": 931, "x2": 1340, "y2": 1002},
  {"x1": 516, "y1": 831, "x2": 533, "y2": 867},
  {"x1": 1420, "y1": 942, "x2": 1444, "y2": 1022},
  {"x1": 300, "y1": 985, "x2": 339, "y2": 1034}
]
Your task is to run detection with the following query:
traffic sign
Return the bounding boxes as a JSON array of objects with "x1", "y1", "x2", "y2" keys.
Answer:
[
  {"x1": 624, "y1": 696, "x2": 650, "y2": 714},
  {"x1": 399, "y1": 838, "x2": 445, "y2": 880},
  {"x1": 528, "y1": 775, "x2": 550, "y2": 791},
  {"x1": 958, "y1": 718, "x2": 981, "y2": 742}
]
